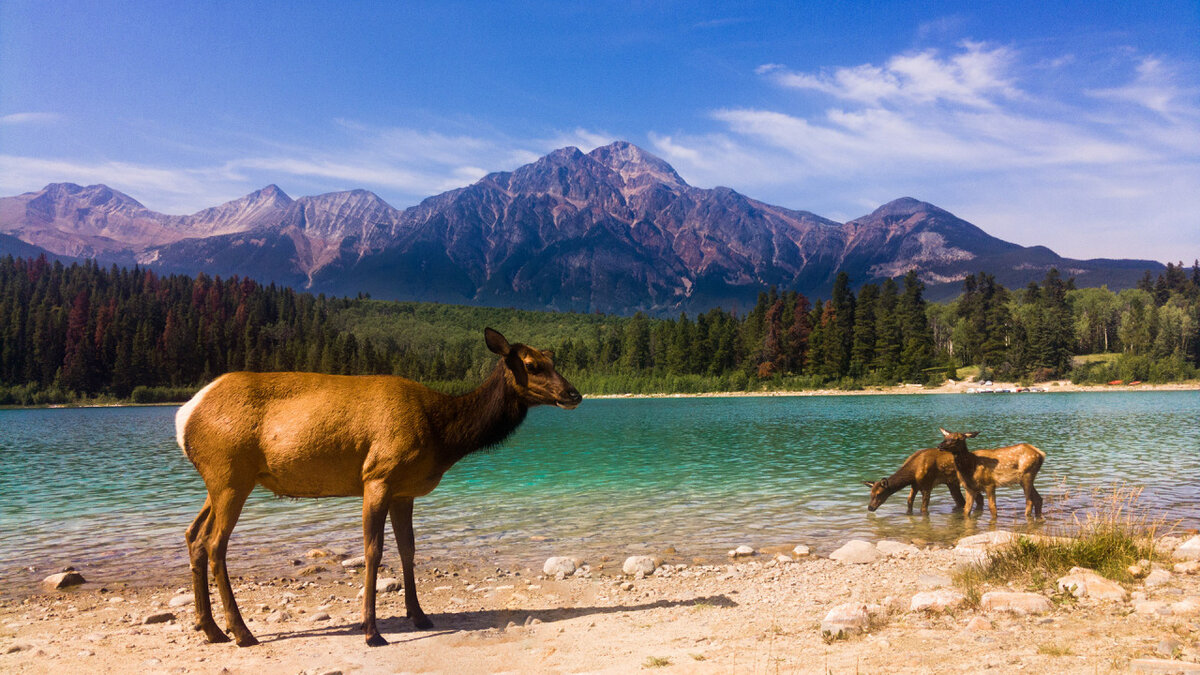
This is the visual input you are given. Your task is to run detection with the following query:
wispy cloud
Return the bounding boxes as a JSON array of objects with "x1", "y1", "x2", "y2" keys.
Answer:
[
  {"x1": 652, "y1": 42, "x2": 1200, "y2": 261},
  {"x1": 0, "y1": 112, "x2": 63, "y2": 125}
]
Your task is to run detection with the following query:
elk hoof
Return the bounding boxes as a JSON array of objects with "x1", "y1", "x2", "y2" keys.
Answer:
[
  {"x1": 365, "y1": 633, "x2": 388, "y2": 647},
  {"x1": 411, "y1": 613, "x2": 434, "y2": 630},
  {"x1": 200, "y1": 624, "x2": 231, "y2": 643},
  {"x1": 234, "y1": 633, "x2": 259, "y2": 648}
]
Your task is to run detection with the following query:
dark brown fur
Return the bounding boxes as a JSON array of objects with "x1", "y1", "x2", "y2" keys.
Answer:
[
  {"x1": 176, "y1": 328, "x2": 581, "y2": 647},
  {"x1": 937, "y1": 428, "x2": 1046, "y2": 518},
  {"x1": 864, "y1": 447, "x2": 967, "y2": 514}
]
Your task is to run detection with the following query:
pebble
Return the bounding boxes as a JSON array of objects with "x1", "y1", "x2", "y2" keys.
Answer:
[
  {"x1": 965, "y1": 616, "x2": 993, "y2": 632},
  {"x1": 622, "y1": 556, "x2": 657, "y2": 576},
  {"x1": 1173, "y1": 536, "x2": 1200, "y2": 561},
  {"x1": 340, "y1": 556, "x2": 366, "y2": 569},
  {"x1": 1056, "y1": 567, "x2": 1128, "y2": 601},
  {"x1": 41, "y1": 571, "x2": 86, "y2": 590},
  {"x1": 728, "y1": 545, "x2": 755, "y2": 558},
  {"x1": 310, "y1": 612, "x2": 331, "y2": 622},
  {"x1": 910, "y1": 589, "x2": 966, "y2": 612},
  {"x1": 820, "y1": 603, "x2": 870, "y2": 639},
  {"x1": 792, "y1": 544, "x2": 811, "y2": 557},
  {"x1": 543, "y1": 557, "x2": 576, "y2": 576},
  {"x1": 829, "y1": 540, "x2": 882, "y2": 565},
  {"x1": 979, "y1": 591, "x2": 1052, "y2": 615},
  {"x1": 168, "y1": 594, "x2": 194, "y2": 608},
  {"x1": 305, "y1": 548, "x2": 332, "y2": 559},
  {"x1": 142, "y1": 612, "x2": 175, "y2": 625},
  {"x1": 1157, "y1": 638, "x2": 1183, "y2": 657},
  {"x1": 266, "y1": 610, "x2": 292, "y2": 623}
]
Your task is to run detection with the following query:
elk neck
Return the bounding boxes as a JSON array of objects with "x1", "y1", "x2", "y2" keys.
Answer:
[{"x1": 434, "y1": 360, "x2": 528, "y2": 468}]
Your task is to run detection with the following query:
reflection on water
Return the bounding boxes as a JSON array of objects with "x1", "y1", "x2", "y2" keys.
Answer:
[{"x1": 1, "y1": 392, "x2": 1197, "y2": 593}]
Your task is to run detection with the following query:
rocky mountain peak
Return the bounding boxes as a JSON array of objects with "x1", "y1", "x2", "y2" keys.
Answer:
[{"x1": 587, "y1": 141, "x2": 687, "y2": 189}]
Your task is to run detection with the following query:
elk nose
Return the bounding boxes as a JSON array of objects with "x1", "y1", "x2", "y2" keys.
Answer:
[{"x1": 564, "y1": 389, "x2": 582, "y2": 405}]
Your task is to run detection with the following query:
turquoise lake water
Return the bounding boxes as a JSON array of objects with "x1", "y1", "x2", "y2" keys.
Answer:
[{"x1": 1, "y1": 392, "x2": 1197, "y2": 593}]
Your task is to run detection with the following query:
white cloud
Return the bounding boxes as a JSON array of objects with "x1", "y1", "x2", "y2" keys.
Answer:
[
  {"x1": 653, "y1": 43, "x2": 1200, "y2": 262},
  {"x1": 0, "y1": 112, "x2": 63, "y2": 125}
]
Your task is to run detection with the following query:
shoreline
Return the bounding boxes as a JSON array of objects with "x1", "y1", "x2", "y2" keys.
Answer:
[
  {"x1": 3, "y1": 381, "x2": 1197, "y2": 410},
  {"x1": 5, "y1": 532, "x2": 1198, "y2": 673}
]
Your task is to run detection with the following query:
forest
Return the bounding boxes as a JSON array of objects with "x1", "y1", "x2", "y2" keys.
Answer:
[{"x1": 0, "y1": 255, "x2": 1197, "y2": 405}]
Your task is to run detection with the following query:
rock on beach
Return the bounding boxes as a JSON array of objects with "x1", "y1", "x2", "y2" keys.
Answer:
[
  {"x1": 1174, "y1": 536, "x2": 1200, "y2": 561},
  {"x1": 876, "y1": 540, "x2": 918, "y2": 558},
  {"x1": 980, "y1": 591, "x2": 1052, "y2": 615},
  {"x1": 622, "y1": 556, "x2": 657, "y2": 576},
  {"x1": 1056, "y1": 567, "x2": 1128, "y2": 601},
  {"x1": 820, "y1": 603, "x2": 870, "y2": 638},
  {"x1": 829, "y1": 540, "x2": 882, "y2": 564},
  {"x1": 41, "y1": 571, "x2": 85, "y2": 590},
  {"x1": 910, "y1": 589, "x2": 966, "y2": 612},
  {"x1": 543, "y1": 557, "x2": 576, "y2": 576}
]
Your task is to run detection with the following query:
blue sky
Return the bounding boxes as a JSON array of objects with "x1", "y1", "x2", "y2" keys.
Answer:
[{"x1": 1, "y1": 1, "x2": 1197, "y2": 263}]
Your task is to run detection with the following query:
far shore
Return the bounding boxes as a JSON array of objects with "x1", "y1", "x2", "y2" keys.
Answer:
[{"x1": 2, "y1": 380, "x2": 1196, "y2": 411}]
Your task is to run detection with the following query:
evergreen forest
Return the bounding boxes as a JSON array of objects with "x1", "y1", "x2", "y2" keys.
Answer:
[{"x1": 0, "y1": 255, "x2": 1197, "y2": 406}]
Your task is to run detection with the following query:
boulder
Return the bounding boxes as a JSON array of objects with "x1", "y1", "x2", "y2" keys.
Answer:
[
  {"x1": 829, "y1": 540, "x2": 882, "y2": 565},
  {"x1": 340, "y1": 556, "x2": 366, "y2": 569},
  {"x1": 820, "y1": 603, "x2": 870, "y2": 639},
  {"x1": 1056, "y1": 567, "x2": 1128, "y2": 601},
  {"x1": 1174, "y1": 561, "x2": 1199, "y2": 575},
  {"x1": 876, "y1": 540, "x2": 918, "y2": 558},
  {"x1": 41, "y1": 571, "x2": 85, "y2": 590},
  {"x1": 953, "y1": 531, "x2": 1018, "y2": 565},
  {"x1": 1173, "y1": 536, "x2": 1200, "y2": 561},
  {"x1": 542, "y1": 557, "x2": 576, "y2": 576},
  {"x1": 376, "y1": 577, "x2": 401, "y2": 593},
  {"x1": 980, "y1": 591, "x2": 1052, "y2": 615},
  {"x1": 622, "y1": 556, "x2": 657, "y2": 576},
  {"x1": 910, "y1": 589, "x2": 967, "y2": 612}
]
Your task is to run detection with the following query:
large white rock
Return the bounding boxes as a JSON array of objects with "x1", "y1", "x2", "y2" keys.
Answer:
[
  {"x1": 829, "y1": 540, "x2": 882, "y2": 564},
  {"x1": 41, "y1": 571, "x2": 85, "y2": 590},
  {"x1": 1170, "y1": 597, "x2": 1200, "y2": 617},
  {"x1": 953, "y1": 531, "x2": 1019, "y2": 565},
  {"x1": 792, "y1": 544, "x2": 811, "y2": 557},
  {"x1": 820, "y1": 603, "x2": 870, "y2": 639},
  {"x1": 1173, "y1": 536, "x2": 1200, "y2": 561},
  {"x1": 728, "y1": 545, "x2": 755, "y2": 558},
  {"x1": 542, "y1": 557, "x2": 576, "y2": 576},
  {"x1": 876, "y1": 540, "x2": 919, "y2": 558},
  {"x1": 622, "y1": 556, "x2": 657, "y2": 576},
  {"x1": 980, "y1": 591, "x2": 1052, "y2": 615},
  {"x1": 1144, "y1": 569, "x2": 1171, "y2": 588},
  {"x1": 1056, "y1": 567, "x2": 1128, "y2": 601},
  {"x1": 910, "y1": 589, "x2": 967, "y2": 612},
  {"x1": 1174, "y1": 561, "x2": 1199, "y2": 575},
  {"x1": 168, "y1": 594, "x2": 194, "y2": 608}
]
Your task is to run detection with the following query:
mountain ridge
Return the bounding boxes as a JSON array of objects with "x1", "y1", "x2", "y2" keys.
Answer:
[{"x1": 0, "y1": 142, "x2": 1165, "y2": 313}]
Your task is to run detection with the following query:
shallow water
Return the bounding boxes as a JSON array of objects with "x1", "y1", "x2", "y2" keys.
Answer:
[{"x1": 1, "y1": 392, "x2": 1197, "y2": 593}]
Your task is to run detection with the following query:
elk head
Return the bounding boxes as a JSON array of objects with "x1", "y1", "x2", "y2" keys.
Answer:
[
  {"x1": 937, "y1": 428, "x2": 979, "y2": 454},
  {"x1": 485, "y1": 327, "x2": 582, "y2": 409},
  {"x1": 863, "y1": 477, "x2": 890, "y2": 512}
]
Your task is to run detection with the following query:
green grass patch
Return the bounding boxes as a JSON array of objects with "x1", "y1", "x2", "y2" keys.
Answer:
[
  {"x1": 643, "y1": 656, "x2": 672, "y2": 668},
  {"x1": 956, "y1": 486, "x2": 1168, "y2": 594}
]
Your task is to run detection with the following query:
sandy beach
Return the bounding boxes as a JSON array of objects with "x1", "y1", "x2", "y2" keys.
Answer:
[{"x1": 4, "y1": 533, "x2": 1199, "y2": 674}]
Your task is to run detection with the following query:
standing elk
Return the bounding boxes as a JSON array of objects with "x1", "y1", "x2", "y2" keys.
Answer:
[
  {"x1": 937, "y1": 428, "x2": 1045, "y2": 518},
  {"x1": 176, "y1": 328, "x2": 582, "y2": 647},
  {"x1": 863, "y1": 447, "x2": 968, "y2": 514}
]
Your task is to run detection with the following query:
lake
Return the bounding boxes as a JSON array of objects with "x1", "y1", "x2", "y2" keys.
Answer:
[{"x1": 1, "y1": 392, "x2": 1197, "y2": 594}]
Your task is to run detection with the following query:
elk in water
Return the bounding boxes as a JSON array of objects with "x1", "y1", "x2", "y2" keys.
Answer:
[
  {"x1": 937, "y1": 428, "x2": 1045, "y2": 518},
  {"x1": 863, "y1": 447, "x2": 968, "y2": 514},
  {"x1": 176, "y1": 328, "x2": 582, "y2": 647}
]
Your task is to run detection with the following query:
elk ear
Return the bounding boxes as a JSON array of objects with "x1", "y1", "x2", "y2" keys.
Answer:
[
  {"x1": 863, "y1": 481, "x2": 875, "y2": 488},
  {"x1": 939, "y1": 427, "x2": 951, "y2": 438},
  {"x1": 965, "y1": 431, "x2": 980, "y2": 438},
  {"x1": 540, "y1": 349, "x2": 555, "y2": 361},
  {"x1": 484, "y1": 328, "x2": 511, "y2": 356},
  {"x1": 880, "y1": 478, "x2": 889, "y2": 489}
]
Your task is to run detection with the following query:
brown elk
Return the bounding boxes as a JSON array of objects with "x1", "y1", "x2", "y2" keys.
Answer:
[
  {"x1": 937, "y1": 428, "x2": 1046, "y2": 518},
  {"x1": 863, "y1": 447, "x2": 968, "y2": 514},
  {"x1": 176, "y1": 328, "x2": 581, "y2": 647}
]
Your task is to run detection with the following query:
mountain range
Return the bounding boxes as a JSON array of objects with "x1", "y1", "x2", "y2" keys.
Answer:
[{"x1": 0, "y1": 141, "x2": 1162, "y2": 313}]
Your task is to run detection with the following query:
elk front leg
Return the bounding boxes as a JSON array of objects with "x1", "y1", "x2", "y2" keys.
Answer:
[
  {"x1": 390, "y1": 498, "x2": 433, "y2": 629},
  {"x1": 962, "y1": 488, "x2": 981, "y2": 516},
  {"x1": 920, "y1": 488, "x2": 932, "y2": 514},
  {"x1": 985, "y1": 486, "x2": 998, "y2": 518},
  {"x1": 946, "y1": 481, "x2": 966, "y2": 509},
  {"x1": 362, "y1": 481, "x2": 391, "y2": 647},
  {"x1": 906, "y1": 486, "x2": 917, "y2": 514},
  {"x1": 208, "y1": 485, "x2": 256, "y2": 647}
]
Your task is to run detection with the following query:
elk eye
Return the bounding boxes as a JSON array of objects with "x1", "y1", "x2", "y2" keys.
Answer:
[{"x1": 525, "y1": 362, "x2": 540, "y2": 374}]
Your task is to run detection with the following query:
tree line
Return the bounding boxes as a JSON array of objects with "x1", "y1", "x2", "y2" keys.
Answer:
[{"x1": 0, "y1": 255, "x2": 1197, "y2": 404}]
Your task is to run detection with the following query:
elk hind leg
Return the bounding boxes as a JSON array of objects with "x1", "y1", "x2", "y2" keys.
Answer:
[
  {"x1": 207, "y1": 485, "x2": 257, "y2": 647},
  {"x1": 1022, "y1": 475, "x2": 1043, "y2": 518},
  {"x1": 186, "y1": 497, "x2": 228, "y2": 643},
  {"x1": 362, "y1": 481, "x2": 391, "y2": 646},
  {"x1": 947, "y1": 480, "x2": 966, "y2": 509},
  {"x1": 390, "y1": 497, "x2": 433, "y2": 629}
]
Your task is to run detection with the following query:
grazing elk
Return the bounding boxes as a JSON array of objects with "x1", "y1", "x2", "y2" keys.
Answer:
[
  {"x1": 176, "y1": 328, "x2": 582, "y2": 647},
  {"x1": 863, "y1": 447, "x2": 968, "y2": 514},
  {"x1": 937, "y1": 428, "x2": 1046, "y2": 518}
]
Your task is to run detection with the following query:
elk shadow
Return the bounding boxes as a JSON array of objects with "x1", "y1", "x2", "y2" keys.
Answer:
[{"x1": 258, "y1": 594, "x2": 739, "y2": 645}]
